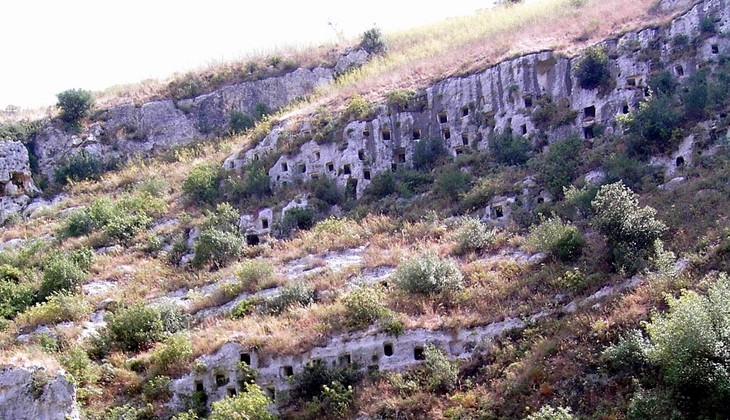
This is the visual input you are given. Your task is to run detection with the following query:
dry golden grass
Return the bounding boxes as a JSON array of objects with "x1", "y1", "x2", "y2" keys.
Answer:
[{"x1": 311, "y1": 0, "x2": 684, "y2": 113}]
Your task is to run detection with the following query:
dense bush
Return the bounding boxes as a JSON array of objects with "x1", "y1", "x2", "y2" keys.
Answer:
[
  {"x1": 107, "y1": 303, "x2": 164, "y2": 352},
  {"x1": 223, "y1": 160, "x2": 271, "y2": 200},
  {"x1": 413, "y1": 137, "x2": 448, "y2": 171},
  {"x1": 193, "y1": 228, "x2": 244, "y2": 269},
  {"x1": 209, "y1": 383, "x2": 274, "y2": 420},
  {"x1": 592, "y1": 182, "x2": 666, "y2": 273},
  {"x1": 602, "y1": 152, "x2": 653, "y2": 191},
  {"x1": 644, "y1": 277, "x2": 730, "y2": 409},
  {"x1": 536, "y1": 136, "x2": 583, "y2": 197},
  {"x1": 624, "y1": 94, "x2": 680, "y2": 158},
  {"x1": 237, "y1": 259, "x2": 274, "y2": 292},
  {"x1": 434, "y1": 168, "x2": 472, "y2": 201},
  {"x1": 183, "y1": 163, "x2": 222, "y2": 204},
  {"x1": 149, "y1": 333, "x2": 194, "y2": 377},
  {"x1": 59, "y1": 346, "x2": 100, "y2": 400},
  {"x1": 39, "y1": 252, "x2": 90, "y2": 300},
  {"x1": 574, "y1": 46, "x2": 610, "y2": 90},
  {"x1": 489, "y1": 132, "x2": 532, "y2": 165},
  {"x1": 292, "y1": 359, "x2": 361, "y2": 400},
  {"x1": 360, "y1": 27, "x2": 386, "y2": 54},
  {"x1": 228, "y1": 110, "x2": 254, "y2": 134},
  {"x1": 0, "y1": 280, "x2": 35, "y2": 319},
  {"x1": 526, "y1": 217, "x2": 585, "y2": 262},
  {"x1": 63, "y1": 193, "x2": 165, "y2": 244},
  {"x1": 263, "y1": 282, "x2": 315, "y2": 315},
  {"x1": 56, "y1": 88, "x2": 93, "y2": 124},
  {"x1": 451, "y1": 217, "x2": 497, "y2": 255},
  {"x1": 193, "y1": 203, "x2": 244, "y2": 269},
  {"x1": 54, "y1": 150, "x2": 104, "y2": 184},
  {"x1": 16, "y1": 292, "x2": 91, "y2": 328},
  {"x1": 342, "y1": 285, "x2": 390, "y2": 329},
  {"x1": 308, "y1": 176, "x2": 343, "y2": 206},
  {"x1": 280, "y1": 206, "x2": 316, "y2": 234},
  {"x1": 422, "y1": 345, "x2": 458, "y2": 393},
  {"x1": 394, "y1": 253, "x2": 463, "y2": 294}
]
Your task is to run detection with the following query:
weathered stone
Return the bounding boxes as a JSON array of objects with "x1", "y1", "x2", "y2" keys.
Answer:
[{"x1": 0, "y1": 366, "x2": 80, "y2": 420}]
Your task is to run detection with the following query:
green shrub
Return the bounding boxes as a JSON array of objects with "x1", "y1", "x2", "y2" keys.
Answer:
[
  {"x1": 308, "y1": 176, "x2": 343, "y2": 206},
  {"x1": 344, "y1": 94, "x2": 374, "y2": 120},
  {"x1": 489, "y1": 132, "x2": 532, "y2": 165},
  {"x1": 229, "y1": 299, "x2": 256, "y2": 319},
  {"x1": 413, "y1": 137, "x2": 448, "y2": 171},
  {"x1": 386, "y1": 89, "x2": 417, "y2": 109},
  {"x1": 209, "y1": 383, "x2": 275, "y2": 420},
  {"x1": 626, "y1": 387, "x2": 680, "y2": 420},
  {"x1": 136, "y1": 176, "x2": 169, "y2": 197},
  {"x1": 59, "y1": 346, "x2": 100, "y2": 399},
  {"x1": 342, "y1": 285, "x2": 390, "y2": 329},
  {"x1": 524, "y1": 405, "x2": 575, "y2": 420},
  {"x1": 157, "y1": 303, "x2": 191, "y2": 334},
  {"x1": 452, "y1": 217, "x2": 497, "y2": 255},
  {"x1": 237, "y1": 260, "x2": 274, "y2": 291},
  {"x1": 531, "y1": 96, "x2": 577, "y2": 129},
  {"x1": 107, "y1": 303, "x2": 164, "y2": 352},
  {"x1": 642, "y1": 276, "x2": 730, "y2": 413},
  {"x1": 363, "y1": 171, "x2": 397, "y2": 199},
  {"x1": 39, "y1": 254, "x2": 88, "y2": 300},
  {"x1": 649, "y1": 70, "x2": 678, "y2": 97},
  {"x1": 394, "y1": 253, "x2": 463, "y2": 294},
  {"x1": 422, "y1": 345, "x2": 458, "y2": 393},
  {"x1": 574, "y1": 46, "x2": 610, "y2": 90},
  {"x1": 592, "y1": 182, "x2": 667, "y2": 273},
  {"x1": 0, "y1": 280, "x2": 35, "y2": 319},
  {"x1": 280, "y1": 206, "x2": 316, "y2": 234},
  {"x1": 683, "y1": 70, "x2": 709, "y2": 120},
  {"x1": 253, "y1": 103, "x2": 271, "y2": 120},
  {"x1": 192, "y1": 228, "x2": 244, "y2": 269},
  {"x1": 526, "y1": 217, "x2": 585, "y2": 262},
  {"x1": 150, "y1": 333, "x2": 193, "y2": 376},
  {"x1": 223, "y1": 160, "x2": 271, "y2": 200},
  {"x1": 602, "y1": 152, "x2": 652, "y2": 191},
  {"x1": 292, "y1": 359, "x2": 361, "y2": 400},
  {"x1": 602, "y1": 330, "x2": 649, "y2": 374},
  {"x1": 56, "y1": 88, "x2": 93, "y2": 124},
  {"x1": 17, "y1": 293, "x2": 91, "y2": 327},
  {"x1": 624, "y1": 94, "x2": 680, "y2": 157},
  {"x1": 228, "y1": 110, "x2": 254, "y2": 134},
  {"x1": 263, "y1": 282, "x2": 315, "y2": 315},
  {"x1": 537, "y1": 135, "x2": 583, "y2": 197},
  {"x1": 142, "y1": 375, "x2": 172, "y2": 402},
  {"x1": 183, "y1": 163, "x2": 222, "y2": 204},
  {"x1": 54, "y1": 150, "x2": 104, "y2": 184},
  {"x1": 434, "y1": 168, "x2": 472, "y2": 201},
  {"x1": 360, "y1": 27, "x2": 386, "y2": 54},
  {"x1": 314, "y1": 380, "x2": 354, "y2": 418}
]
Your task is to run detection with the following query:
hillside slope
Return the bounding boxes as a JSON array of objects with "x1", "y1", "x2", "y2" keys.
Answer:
[{"x1": 0, "y1": 0, "x2": 728, "y2": 419}]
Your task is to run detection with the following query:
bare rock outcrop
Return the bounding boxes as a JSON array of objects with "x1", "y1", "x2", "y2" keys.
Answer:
[{"x1": 0, "y1": 366, "x2": 80, "y2": 420}]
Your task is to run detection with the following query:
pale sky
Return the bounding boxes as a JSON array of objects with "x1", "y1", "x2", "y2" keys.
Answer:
[{"x1": 0, "y1": 1, "x2": 489, "y2": 110}]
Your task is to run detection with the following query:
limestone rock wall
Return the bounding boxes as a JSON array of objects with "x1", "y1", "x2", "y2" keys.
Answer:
[
  {"x1": 31, "y1": 50, "x2": 369, "y2": 181},
  {"x1": 226, "y1": 0, "x2": 729, "y2": 199},
  {"x1": 0, "y1": 366, "x2": 80, "y2": 420},
  {"x1": 169, "y1": 318, "x2": 524, "y2": 409}
]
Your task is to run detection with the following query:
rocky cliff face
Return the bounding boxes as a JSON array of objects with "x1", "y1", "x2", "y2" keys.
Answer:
[
  {"x1": 226, "y1": 0, "x2": 728, "y2": 202},
  {"x1": 30, "y1": 50, "x2": 368, "y2": 181},
  {"x1": 0, "y1": 141, "x2": 40, "y2": 224},
  {"x1": 0, "y1": 366, "x2": 80, "y2": 420}
]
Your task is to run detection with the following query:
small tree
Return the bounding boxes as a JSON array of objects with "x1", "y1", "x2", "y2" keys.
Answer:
[
  {"x1": 360, "y1": 27, "x2": 386, "y2": 55},
  {"x1": 591, "y1": 182, "x2": 666, "y2": 273},
  {"x1": 56, "y1": 89, "x2": 93, "y2": 124},
  {"x1": 489, "y1": 132, "x2": 532, "y2": 165},
  {"x1": 574, "y1": 46, "x2": 610, "y2": 90}
]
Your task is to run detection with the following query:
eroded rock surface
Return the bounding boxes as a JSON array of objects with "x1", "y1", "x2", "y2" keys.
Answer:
[{"x1": 0, "y1": 366, "x2": 80, "y2": 420}]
